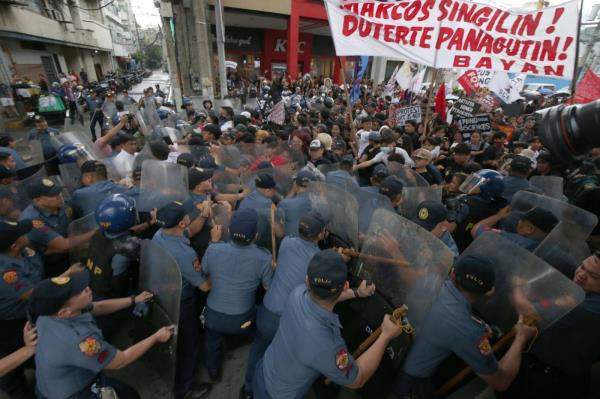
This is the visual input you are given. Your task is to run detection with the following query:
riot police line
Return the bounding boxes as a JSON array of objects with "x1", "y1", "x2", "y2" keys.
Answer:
[{"x1": 0, "y1": 93, "x2": 599, "y2": 399}]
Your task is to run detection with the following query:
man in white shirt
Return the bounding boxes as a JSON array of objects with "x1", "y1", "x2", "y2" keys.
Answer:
[
  {"x1": 112, "y1": 133, "x2": 138, "y2": 180},
  {"x1": 356, "y1": 116, "x2": 374, "y2": 158}
]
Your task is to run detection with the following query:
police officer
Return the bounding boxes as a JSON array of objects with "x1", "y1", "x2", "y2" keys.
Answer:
[
  {"x1": 152, "y1": 202, "x2": 213, "y2": 399},
  {"x1": 29, "y1": 272, "x2": 173, "y2": 399},
  {"x1": 253, "y1": 249, "x2": 401, "y2": 399},
  {"x1": 27, "y1": 115, "x2": 60, "y2": 175},
  {"x1": 71, "y1": 160, "x2": 127, "y2": 218},
  {"x1": 0, "y1": 219, "x2": 40, "y2": 397},
  {"x1": 500, "y1": 155, "x2": 541, "y2": 202},
  {"x1": 452, "y1": 169, "x2": 507, "y2": 252},
  {"x1": 412, "y1": 200, "x2": 460, "y2": 257},
  {"x1": 326, "y1": 155, "x2": 359, "y2": 190},
  {"x1": 243, "y1": 213, "x2": 375, "y2": 398},
  {"x1": 201, "y1": 208, "x2": 272, "y2": 385},
  {"x1": 20, "y1": 177, "x2": 95, "y2": 277},
  {"x1": 278, "y1": 170, "x2": 315, "y2": 237},
  {"x1": 393, "y1": 255, "x2": 537, "y2": 398},
  {"x1": 86, "y1": 194, "x2": 141, "y2": 301},
  {"x1": 238, "y1": 173, "x2": 276, "y2": 211},
  {"x1": 358, "y1": 176, "x2": 402, "y2": 233},
  {"x1": 471, "y1": 207, "x2": 559, "y2": 252}
]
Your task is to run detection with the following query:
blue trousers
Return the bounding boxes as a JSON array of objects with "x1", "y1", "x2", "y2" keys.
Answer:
[
  {"x1": 89, "y1": 111, "x2": 103, "y2": 141},
  {"x1": 244, "y1": 305, "x2": 280, "y2": 393},
  {"x1": 204, "y1": 307, "x2": 255, "y2": 384}
]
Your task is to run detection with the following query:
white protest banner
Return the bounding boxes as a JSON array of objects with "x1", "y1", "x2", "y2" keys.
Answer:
[
  {"x1": 394, "y1": 105, "x2": 422, "y2": 125},
  {"x1": 384, "y1": 64, "x2": 400, "y2": 95},
  {"x1": 488, "y1": 71, "x2": 512, "y2": 103},
  {"x1": 410, "y1": 67, "x2": 426, "y2": 93},
  {"x1": 325, "y1": 0, "x2": 578, "y2": 78}
]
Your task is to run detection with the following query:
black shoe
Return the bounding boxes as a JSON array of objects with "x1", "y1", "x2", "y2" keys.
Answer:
[
  {"x1": 239, "y1": 386, "x2": 253, "y2": 399},
  {"x1": 184, "y1": 383, "x2": 212, "y2": 399}
]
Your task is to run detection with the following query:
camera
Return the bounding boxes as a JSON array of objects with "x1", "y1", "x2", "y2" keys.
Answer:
[{"x1": 535, "y1": 100, "x2": 600, "y2": 162}]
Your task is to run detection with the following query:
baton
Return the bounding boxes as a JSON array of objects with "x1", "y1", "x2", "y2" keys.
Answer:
[
  {"x1": 270, "y1": 203, "x2": 277, "y2": 269},
  {"x1": 341, "y1": 248, "x2": 411, "y2": 269},
  {"x1": 434, "y1": 316, "x2": 537, "y2": 397},
  {"x1": 325, "y1": 306, "x2": 411, "y2": 384}
]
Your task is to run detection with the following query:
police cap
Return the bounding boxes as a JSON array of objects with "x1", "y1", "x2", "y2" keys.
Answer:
[
  {"x1": 298, "y1": 211, "x2": 327, "y2": 238},
  {"x1": 29, "y1": 271, "x2": 90, "y2": 316},
  {"x1": 156, "y1": 201, "x2": 187, "y2": 228},
  {"x1": 522, "y1": 208, "x2": 559, "y2": 233},
  {"x1": 229, "y1": 208, "x2": 258, "y2": 244},
  {"x1": 27, "y1": 177, "x2": 63, "y2": 199},
  {"x1": 0, "y1": 219, "x2": 33, "y2": 251},
  {"x1": 454, "y1": 255, "x2": 495, "y2": 294},
  {"x1": 307, "y1": 249, "x2": 347, "y2": 297},
  {"x1": 255, "y1": 173, "x2": 276, "y2": 189},
  {"x1": 188, "y1": 167, "x2": 214, "y2": 189},
  {"x1": 413, "y1": 200, "x2": 448, "y2": 231}
]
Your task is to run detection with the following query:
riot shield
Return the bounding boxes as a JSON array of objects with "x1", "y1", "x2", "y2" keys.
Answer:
[
  {"x1": 51, "y1": 131, "x2": 105, "y2": 162},
  {"x1": 142, "y1": 99, "x2": 163, "y2": 139},
  {"x1": 307, "y1": 181, "x2": 359, "y2": 249},
  {"x1": 135, "y1": 109, "x2": 150, "y2": 137},
  {"x1": 359, "y1": 208, "x2": 454, "y2": 331},
  {"x1": 15, "y1": 165, "x2": 47, "y2": 203},
  {"x1": 58, "y1": 163, "x2": 82, "y2": 194},
  {"x1": 461, "y1": 232, "x2": 585, "y2": 334},
  {"x1": 171, "y1": 144, "x2": 210, "y2": 165},
  {"x1": 529, "y1": 176, "x2": 567, "y2": 201},
  {"x1": 241, "y1": 166, "x2": 294, "y2": 198},
  {"x1": 212, "y1": 170, "x2": 243, "y2": 209},
  {"x1": 511, "y1": 191, "x2": 597, "y2": 239},
  {"x1": 136, "y1": 240, "x2": 181, "y2": 391},
  {"x1": 138, "y1": 160, "x2": 190, "y2": 212},
  {"x1": 355, "y1": 187, "x2": 394, "y2": 234},
  {"x1": 217, "y1": 143, "x2": 260, "y2": 170},
  {"x1": 68, "y1": 213, "x2": 98, "y2": 265},
  {"x1": 399, "y1": 187, "x2": 443, "y2": 219},
  {"x1": 101, "y1": 101, "x2": 117, "y2": 122},
  {"x1": 534, "y1": 222, "x2": 591, "y2": 279},
  {"x1": 316, "y1": 163, "x2": 339, "y2": 176},
  {"x1": 388, "y1": 164, "x2": 429, "y2": 187},
  {"x1": 13, "y1": 139, "x2": 44, "y2": 168}
]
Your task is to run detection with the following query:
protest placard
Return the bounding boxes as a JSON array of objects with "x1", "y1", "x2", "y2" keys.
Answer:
[
  {"x1": 325, "y1": 0, "x2": 578, "y2": 78},
  {"x1": 450, "y1": 97, "x2": 481, "y2": 118},
  {"x1": 457, "y1": 114, "x2": 492, "y2": 138},
  {"x1": 394, "y1": 105, "x2": 422, "y2": 125},
  {"x1": 457, "y1": 70, "x2": 480, "y2": 94}
]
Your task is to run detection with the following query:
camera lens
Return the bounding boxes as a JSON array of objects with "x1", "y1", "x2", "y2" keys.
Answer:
[{"x1": 535, "y1": 100, "x2": 600, "y2": 162}]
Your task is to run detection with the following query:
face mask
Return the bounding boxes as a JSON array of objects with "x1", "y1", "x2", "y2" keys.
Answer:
[{"x1": 381, "y1": 147, "x2": 392, "y2": 154}]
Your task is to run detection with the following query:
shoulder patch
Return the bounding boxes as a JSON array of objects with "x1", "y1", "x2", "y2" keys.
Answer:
[
  {"x1": 23, "y1": 247, "x2": 36, "y2": 257},
  {"x1": 193, "y1": 258, "x2": 201, "y2": 272},
  {"x1": 32, "y1": 219, "x2": 45, "y2": 229},
  {"x1": 79, "y1": 336, "x2": 101, "y2": 357},
  {"x1": 335, "y1": 349, "x2": 353, "y2": 376},
  {"x1": 65, "y1": 207, "x2": 73, "y2": 218},
  {"x1": 478, "y1": 335, "x2": 492, "y2": 356},
  {"x1": 2, "y1": 270, "x2": 17, "y2": 285}
]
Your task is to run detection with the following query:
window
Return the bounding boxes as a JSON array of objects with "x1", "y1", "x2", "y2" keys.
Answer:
[{"x1": 20, "y1": 41, "x2": 46, "y2": 51}]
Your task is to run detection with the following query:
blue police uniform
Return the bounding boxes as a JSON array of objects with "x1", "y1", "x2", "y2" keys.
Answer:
[
  {"x1": 201, "y1": 241, "x2": 272, "y2": 383},
  {"x1": 28, "y1": 128, "x2": 60, "y2": 160},
  {"x1": 71, "y1": 180, "x2": 127, "y2": 218},
  {"x1": 278, "y1": 192, "x2": 312, "y2": 237},
  {"x1": 238, "y1": 190, "x2": 273, "y2": 211},
  {"x1": 440, "y1": 231, "x2": 460, "y2": 257},
  {"x1": 254, "y1": 285, "x2": 359, "y2": 399},
  {"x1": 326, "y1": 170, "x2": 358, "y2": 190},
  {"x1": 152, "y1": 228, "x2": 206, "y2": 398},
  {"x1": 501, "y1": 176, "x2": 541, "y2": 202},
  {"x1": 0, "y1": 249, "x2": 43, "y2": 320},
  {"x1": 35, "y1": 311, "x2": 117, "y2": 399},
  {"x1": 473, "y1": 226, "x2": 540, "y2": 252},
  {"x1": 245, "y1": 236, "x2": 320, "y2": 392},
  {"x1": 401, "y1": 280, "x2": 498, "y2": 379},
  {"x1": 0, "y1": 148, "x2": 26, "y2": 170},
  {"x1": 20, "y1": 204, "x2": 72, "y2": 255}
]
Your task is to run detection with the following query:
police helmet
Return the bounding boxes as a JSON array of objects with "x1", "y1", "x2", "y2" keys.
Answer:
[
  {"x1": 95, "y1": 194, "x2": 137, "y2": 235},
  {"x1": 57, "y1": 144, "x2": 81, "y2": 164},
  {"x1": 460, "y1": 169, "x2": 504, "y2": 201}
]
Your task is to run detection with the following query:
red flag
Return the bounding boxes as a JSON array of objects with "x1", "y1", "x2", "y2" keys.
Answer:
[
  {"x1": 574, "y1": 69, "x2": 600, "y2": 104},
  {"x1": 435, "y1": 83, "x2": 446, "y2": 121}
]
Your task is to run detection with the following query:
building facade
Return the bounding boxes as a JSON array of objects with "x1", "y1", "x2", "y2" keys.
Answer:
[{"x1": 0, "y1": 0, "x2": 114, "y2": 85}]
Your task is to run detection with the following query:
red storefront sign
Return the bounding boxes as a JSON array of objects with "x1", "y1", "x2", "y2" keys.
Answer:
[{"x1": 263, "y1": 29, "x2": 314, "y2": 76}]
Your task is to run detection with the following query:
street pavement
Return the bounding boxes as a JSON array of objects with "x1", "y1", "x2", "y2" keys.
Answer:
[{"x1": 130, "y1": 70, "x2": 171, "y2": 100}]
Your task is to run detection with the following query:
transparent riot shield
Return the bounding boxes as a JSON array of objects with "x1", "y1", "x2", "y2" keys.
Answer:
[
  {"x1": 101, "y1": 101, "x2": 117, "y2": 122},
  {"x1": 217, "y1": 143, "x2": 260, "y2": 171},
  {"x1": 355, "y1": 187, "x2": 394, "y2": 234},
  {"x1": 136, "y1": 240, "x2": 181, "y2": 391},
  {"x1": 51, "y1": 131, "x2": 104, "y2": 162},
  {"x1": 511, "y1": 191, "x2": 598, "y2": 239},
  {"x1": 317, "y1": 163, "x2": 339, "y2": 176},
  {"x1": 254, "y1": 206, "x2": 284, "y2": 254},
  {"x1": 307, "y1": 181, "x2": 359, "y2": 249},
  {"x1": 58, "y1": 163, "x2": 82, "y2": 194},
  {"x1": 15, "y1": 165, "x2": 47, "y2": 204},
  {"x1": 171, "y1": 144, "x2": 210, "y2": 165},
  {"x1": 462, "y1": 232, "x2": 585, "y2": 334},
  {"x1": 135, "y1": 109, "x2": 150, "y2": 138},
  {"x1": 241, "y1": 166, "x2": 295, "y2": 198},
  {"x1": 388, "y1": 164, "x2": 429, "y2": 187},
  {"x1": 399, "y1": 187, "x2": 443, "y2": 219},
  {"x1": 12, "y1": 139, "x2": 44, "y2": 168},
  {"x1": 138, "y1": 160, "x2": 190, "y2": 212},
  {"x1": 143, "y1": 99, "x2": 163, "y2": 139},
  {"x1": 212, "y1": 170, "x2": 243, "y2": 208},
  {"x1": 68, "y1": 213, "x2": 98, "y2": 266},
  {"x1": 529, "y1": 176, "x2": 567, "y2": 201},
  {"x1": 534, "y1": 222, "x2": 591, "y2": 279},
  {"x1": 360, "y1": 208, "x2": 454, "y2": 331}
]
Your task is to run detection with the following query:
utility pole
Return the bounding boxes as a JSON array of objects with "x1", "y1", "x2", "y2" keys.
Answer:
[
  {"x1": 214, "y1": 0, "x2": 228, "y2": 99},
  {"x1": 192, "y1": 0, "x2": 214, "y2": 100},
  {"x1": 159, "y1": 1, "x2": 182, "y2": 104}
]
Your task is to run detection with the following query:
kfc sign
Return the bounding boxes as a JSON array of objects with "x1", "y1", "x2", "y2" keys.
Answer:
[{"x1": 274, "y1": 39, "x2": 306, "y2": 54}]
